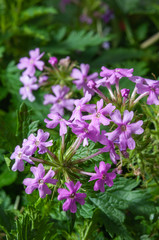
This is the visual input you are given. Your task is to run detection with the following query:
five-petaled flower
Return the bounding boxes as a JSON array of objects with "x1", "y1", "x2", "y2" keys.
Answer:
[
  {"x1": 17, "y1": 48, "x2": 45, "y2": 77},
  {"x1": 43, "y1": 85, "x2": 74, "y2": 116},
  {"x1": 23, "y1": 163, "x2": 58, "y2": 198},
  {"x1": 57, "y1": 181, "x2": 86, "y2": 213},
  {"x1": 106, "y1": 110, "x2": 144, "y2": 151},
  {"x1": 19, "y1": 75, "x2": 39, "y2": 102},
  {"x1": 24, "y1": 129, "x2": 53, "y2": 156},
  {"x1": 89, "y1": 161, "x2": 116, "y2": 192}
]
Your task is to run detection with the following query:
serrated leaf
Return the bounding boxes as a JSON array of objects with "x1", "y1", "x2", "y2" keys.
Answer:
[
  {"x1": 22, "y1": 25, "x2": 50, "y2": 41},
  {"x1": 28, "y1": 120, "x2": 39, "y2": 136},
  {"x1": 90, "y1": 192, "x2": 127, "y2": 223},
  {"x1": 50, "y1": 30, "x2": 113, "y2": 54},
  {"x1": 80, "y1": 203, "x2": 95, "y2": 219}
]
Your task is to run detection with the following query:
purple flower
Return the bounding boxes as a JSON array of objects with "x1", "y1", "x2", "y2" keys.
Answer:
[
  {"x1": 121, "y1": 88, "x2": 130, "y2": 98},
  {"x1": 10, "y1": 140, "x2": 34, "y2": 172},
  {"x1": 48, "y1": 56, "x2": 58, "y2": 66},
  {"x1": 129, "y1": 76, "x2": 145, "y2": 84},
  {"x1": 135, "y1": 78, "x2": 159, "y2": 105},
  {"x1": 99, "y1": 131, "x2": 120, "y2": 164},
  {"x1": 44, "y1": 113, "x2": 70, "y2": 136},
  {"x1": 70, "y1": 120, "x2": 98, "y2": 146},
  {"x1": 17, "y1": 48, "x2": 45, "y2": 77},
  {"x1": 80, "y1": 14, "x2": 92, "y2": 24},
  {"x1": 57, "y1": 181, "x2": 86, "y2": 213},
  {"x1": 43, "y1": 85, "x2": 74, "y2": 116},
  {"x1": 83, "y1": 100, "x2": 115, "y2": 133},
  {"x1": 71, "y1": 64, "x2": 98, "y2": 95},
  {"x1": 89, "y1": 161, "x2": 116, "y2": 192},
  {"x1": 39, "y1": 75, "x2": 48, "y2": 84},
  {"x1": 97, "y1": 67, "x2": 133, "y2": 87},
  {"x1": 102, "y1": 41, "x2": 110, "y2": 50},
  {"x1": 19, "y1": 75, "x2": 39, "y2": 102},
  {"x1": 23, "y1": 163, "x2": 58, "y2": 198},
  {"x1": 70, "y1": 91, "x2": 96, "y2": 121},
  {"x1": 102, "y1": 9, "x2": 114, "y2": 23},
  {"x1": 25, "y1": 129, "x2": 53, "y2": 155},
  {"x1": 106, "y1": 110, "x2": 144, "y2": 151}
]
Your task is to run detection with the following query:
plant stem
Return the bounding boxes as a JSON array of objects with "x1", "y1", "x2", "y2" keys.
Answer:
[
  {"x1": 133, "y1": 92, "x2": 149, "y2": 105},
  {"x1": 30, "y1": 156, "x2": 55, "y2": 166},
  {"x1": 46, "y1": 149, "x2": 58, "y2": 161},
  {"x1": 73, "y1": 150, "x2": 103, "y2": 165}
]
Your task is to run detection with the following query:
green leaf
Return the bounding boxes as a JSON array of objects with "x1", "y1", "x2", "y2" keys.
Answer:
[
  {"x1": 20, "y1": 6, "x2": 57, "y2": 22},
  {"x1": 28, "y1": 120, "x2": 39, "y2": 136},
  {"x1": 89, "y1": 192, "x2": 127, "y2": 224},
  {"x1": 51, "y1": 30, "x2": 113, "y2": 54},
  {"x1": 79, "y1": 202, "x2": 95, "y2": 219},
  {"x1": 22, "y1": 25, "x2": 50, "y2": 41},
  {"x1": 16, "y1": 103, "x2": 30, "y2": 140},
  {"x1": 0, "y1": 165, "x2": 17, "y2": 188}
]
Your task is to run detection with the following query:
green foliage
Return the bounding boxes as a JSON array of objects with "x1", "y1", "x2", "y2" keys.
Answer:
[{"x1": 0, "y1": 0, "x2": 159, "y2": 239}]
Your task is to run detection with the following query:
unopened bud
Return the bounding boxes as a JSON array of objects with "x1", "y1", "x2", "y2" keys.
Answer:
[
  {"x1": 121, "y1": 88, "x2": 130, "y2": 98},
  {"x1": 48, "y1": 56, "x2": 58, "y2": 66}
]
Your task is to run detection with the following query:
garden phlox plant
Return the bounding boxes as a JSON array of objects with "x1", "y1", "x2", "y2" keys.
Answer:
[{"x1": 11, "y1": 48, "x2": 159, "y2": 213}]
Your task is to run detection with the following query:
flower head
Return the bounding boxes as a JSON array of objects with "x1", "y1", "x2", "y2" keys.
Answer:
[
  {"x1": 58, "y1": 181, "x2": 86, "y2": 213},
  {"x1": 44, "y1": 112, "x2": 70, "y2": 136},
  {"x1": 17, "y1": 48, "x2": 45, "y2": 77},
  {"x1": 23, "y1": 163, "x2": 58, "y2": 198},
  {"x1": 83, "y1": 100, "x2": 115, "y2": 133},
  {"x1": 70, "y1": 91, "x2": 96, "y2": 121},
  {"x1": 24, "y1": 129, "x2": 53, "y2": 155},
  {"x1": 19, "y1": 75, "x2": 39, "y2": 102},
  {"x1": 71, "y1": 63, "x2": 98, "y2": 95},
  {"x1": 97, "y1": 67, "x2": 133, "y2": 87},
  {"x1": 10, "y1": 141, "x2": 34, "y2": 172},
  {"x1": 106, "y1": 110, "x2": 144, "y2": 151},
  {"x1": 89, "y1": 161, "x2": 116, "y2": 192},
  {"x1": 43, "y1": 85, "x2": 74, "y2": 116},
  {"x1": 135, "y1": 77, "x2": 159, "y2": 105},
  {"x1": 70, "y1": 120, "x2": 98, "y2": 146}
]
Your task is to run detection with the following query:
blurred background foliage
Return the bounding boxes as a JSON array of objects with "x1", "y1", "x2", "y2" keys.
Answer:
[{"x1": 0, "y1": 0, "x2": 159, "y2": 239}]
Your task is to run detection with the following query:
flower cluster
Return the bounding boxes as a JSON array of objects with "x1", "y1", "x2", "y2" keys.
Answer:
[{"x1": 13, "y1": 48, "x2": 159, "y2": 213}]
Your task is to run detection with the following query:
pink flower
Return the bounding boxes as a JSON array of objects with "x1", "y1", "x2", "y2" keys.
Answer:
[
  {"x1": 48, "y1": 56, "x2": 58, "y2": 66},
  {"x1": 57, "y1": 181, "x2": 86, "y2": 213},
  {"x1": 44, "y1": 113, "x2": 70, "y2": 136},
  {"x1": 19, "y1": 75, "x2": 39, "y2": 102},
  {"x1": 98, "y1": 131, "x2": 120, "y2": 164},
  {"x1": 24, "y1": 129, "x2": 53, "y2": 156},
  {"x1": 17, "y1": 48, "x2": 45, "y2": 76},
  {"x1": 89, "y1": 161, "x2": 116, "y2": 192},
  {"x1": 43, "y1": 85, "x2": 74, "y2": 116},
  {"x1": 39, "y1": 75, "x2": 48, "y2": 84},
  {"x1": 23, "y1": 163, "x2": 58, "y2": 198},
  {"x1": 106, "y1": 110, "x2": 144, "y2": 151},
  {"x1": 10, "y1": 140, "x2": 34, "y2": 172},
  {"x1": 121, "y1": 88, "x2": 130, "y2": 98},
  {"x1": 82, "y1": 99, "x2": 115, "y2": 133},
  {"x1": 71, "y1": 63, "x2": 98, "y2": 95},
  {"x1": 135, "y1": 78, "x2": 159, "y2": 105},
  {"x1": 70, "y1": 120, "x2": 98, "y2": 146},
  {"x1": 97, "y1": 67, "x2": 133, "y2": 87},
  {"x1": 70, "y1": 91, "x2": 96, "y2": 121}
]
